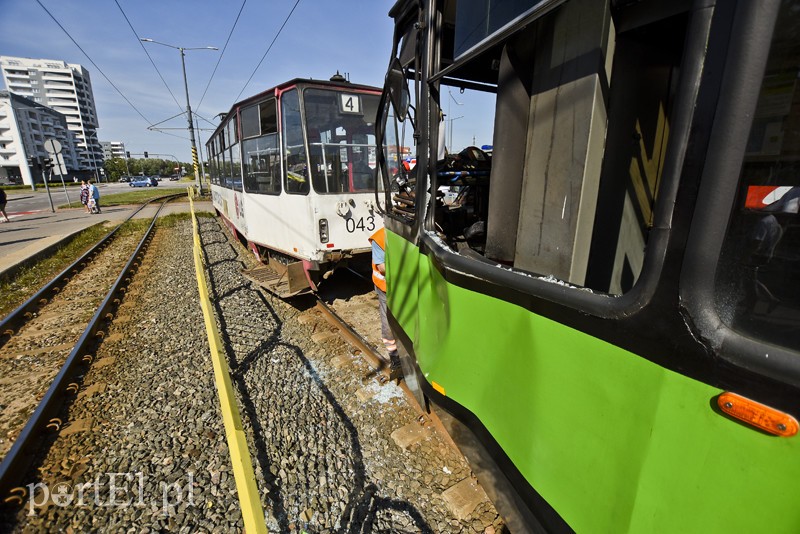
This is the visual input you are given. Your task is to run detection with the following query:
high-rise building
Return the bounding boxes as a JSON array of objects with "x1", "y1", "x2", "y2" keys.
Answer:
[
  {"x1": 0, "y1": 91, "x2": 80, "y2": 185},
  {"x1": 0, "y1": 56, "x2": 104, "y2": 178},
  {"x1": 101, "y1": 141, "x2": 126, "y2": 160}
]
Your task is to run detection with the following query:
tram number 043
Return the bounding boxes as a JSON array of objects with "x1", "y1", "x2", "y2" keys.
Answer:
[{"x1": 345, "y1": 216, "x2": 375, "y2": 233}]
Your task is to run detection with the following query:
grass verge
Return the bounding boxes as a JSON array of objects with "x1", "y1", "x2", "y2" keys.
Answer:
[
  {"x1": 0, "y1": 219, "x2": 152, "y2": 319},
  {"x1": 58, "y1": 188, "x2": 187, "y2": 209}
]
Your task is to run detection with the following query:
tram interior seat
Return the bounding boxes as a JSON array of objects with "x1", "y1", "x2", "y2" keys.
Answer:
[{"x1": 434, "y1": 146, "x2": 492, "y2": 254}]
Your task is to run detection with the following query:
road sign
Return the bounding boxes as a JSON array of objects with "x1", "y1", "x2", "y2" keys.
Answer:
[
  {"x1": 55, "y1": 153, "x2": 68, "y2": 175},
  {"x1": 44, "y1": 138, "x2": 62, "y2": 155}
]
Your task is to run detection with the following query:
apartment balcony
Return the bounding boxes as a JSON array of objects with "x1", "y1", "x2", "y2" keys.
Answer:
[
  {"x1": 43, "y1": 82, "x2": 74, "y2": 91},
  {"x1": 41, "y1": 72, "x2": 72, "y2": 81}
]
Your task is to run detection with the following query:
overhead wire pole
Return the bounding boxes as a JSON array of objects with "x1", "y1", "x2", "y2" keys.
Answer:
[{"x1": 141, "y1": 38, "x2": 217, "y2": 194}]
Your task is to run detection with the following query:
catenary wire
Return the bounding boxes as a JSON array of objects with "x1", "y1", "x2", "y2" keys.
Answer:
[
  {"x1": 196, "y1": 0, "x2": 247, "y2": 113},
  {"x1": 113, "y1": 0, "x2": 185, "y2": 114},
  {"x1": 234, "y1": 0, "x2": 301, "y2": 102},
  {"x1": 35, "y1": 0, "x2": 153, "y2": 126}
]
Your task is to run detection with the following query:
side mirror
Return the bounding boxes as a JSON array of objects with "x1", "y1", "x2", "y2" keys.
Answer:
[{"x1": 386, "y1": 58, "x2": 410, "y2": 122}]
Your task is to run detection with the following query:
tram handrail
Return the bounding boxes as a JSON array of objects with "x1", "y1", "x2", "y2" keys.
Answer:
[{"x1": 0, "y1": 195, "x2": 180, "y2": 504}]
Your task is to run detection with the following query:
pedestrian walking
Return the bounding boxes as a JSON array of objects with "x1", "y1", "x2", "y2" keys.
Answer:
[
  {"x1": 79, "y1": 181, "x2": 90, "y2": 213},
  {"x1": 88, "y1": 180, "x2": 101, "y2": 213},
  {"x1": 0, "y1": 188, "x2": 9, "y2": 222}
]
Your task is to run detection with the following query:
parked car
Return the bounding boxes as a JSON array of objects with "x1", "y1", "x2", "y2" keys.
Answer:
[
  {"x1": 118, "y1": 175, "x2": 132, "y2": 183},
  {"x1": 130, "y1": 176, "x2": 158, "y2": 187},
  {"x1": 169, "y1": 174, "x2": 180, "y2": 181}
]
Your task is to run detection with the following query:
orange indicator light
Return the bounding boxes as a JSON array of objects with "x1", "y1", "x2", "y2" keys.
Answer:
[{"x1": 717, "y1": 392, "x2": 798, "y2": 437}]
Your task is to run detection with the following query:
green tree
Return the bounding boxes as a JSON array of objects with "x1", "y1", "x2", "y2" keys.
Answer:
[{"x1": 103, "y1": 158, "x2": 128, "y2": 181}]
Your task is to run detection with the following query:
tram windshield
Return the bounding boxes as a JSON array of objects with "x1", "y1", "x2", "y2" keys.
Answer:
[
  {"x1": 304, "y1": 88, "x2": 383, "y2": 194},
  {"x1": 715, "y1": 0, "x2": 800, "y2": 349}
]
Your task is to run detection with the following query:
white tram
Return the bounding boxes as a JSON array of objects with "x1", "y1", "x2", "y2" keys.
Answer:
[{"x1": 207, "y1": 76, "x2": 384, "y2": 297}]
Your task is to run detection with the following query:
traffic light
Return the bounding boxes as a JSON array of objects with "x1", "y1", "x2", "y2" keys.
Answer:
[
  {"x1": 43, "y1": 157, "x2": 53, "y2": 169},
  {"x1": 126, "y1": 151, "x2": 131, "y2": 158},
  {"x1": 144, "y1": 151, "x2": 148, "y2": 158}
]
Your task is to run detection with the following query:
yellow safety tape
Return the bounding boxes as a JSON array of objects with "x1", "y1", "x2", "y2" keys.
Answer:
[{"x1": 189, "y1": 189, "x2": 268, "y2": 534}]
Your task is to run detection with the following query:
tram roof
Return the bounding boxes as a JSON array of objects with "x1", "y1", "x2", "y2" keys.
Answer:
[{"x1": 209, "y1": 77, "x2": 382, "y2": 138}]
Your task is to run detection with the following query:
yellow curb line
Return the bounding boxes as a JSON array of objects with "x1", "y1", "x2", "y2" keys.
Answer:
[{"x1": 189, "y1": 188, "x2": 267, "y2": 533}]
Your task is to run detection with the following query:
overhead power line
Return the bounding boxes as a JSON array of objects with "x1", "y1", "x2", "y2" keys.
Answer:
[
  {"x1": 234, "y1": 0, "x2": 302, "y2": 102},
  {"x1": 196, "y1": 0, "x2": 248, "y2": 113},
  {"x1": 113, "y1": 0, "x2": 184, "y2": 113},
  {"x1": 35, "y1": 0, "x2": 153, "y2": 126}
]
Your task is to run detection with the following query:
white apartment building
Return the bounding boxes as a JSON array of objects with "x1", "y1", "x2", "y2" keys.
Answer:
[
  {"x1": 0, "y1": 56, "x2": 104, "y2": 177},
  {"x1": 101, "y1": 140, "x2": 126, "y2": 160},
  {"x1": 0, "y1": 91, "x2": 80, "y2": 185}
]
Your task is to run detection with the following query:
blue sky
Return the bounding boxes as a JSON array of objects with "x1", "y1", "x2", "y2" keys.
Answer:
[{"x1": 0, "y1": 0, "x2": 494, "y2": 162}]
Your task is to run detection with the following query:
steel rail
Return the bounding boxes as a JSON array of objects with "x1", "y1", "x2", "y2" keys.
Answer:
[
  {"x1": 313, "y1": 298, "x2": 460, "y2": 452},
  {"x1": 0, "y1": 194, "x2": 184, "y2": 350},
  {"x1": 0, "y1": 195, "x2": 180, "y2": 506}
]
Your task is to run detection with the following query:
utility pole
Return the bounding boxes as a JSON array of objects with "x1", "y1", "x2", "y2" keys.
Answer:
[{"x1": 141, "y1": 38, "x2": 217, "y2": 194}]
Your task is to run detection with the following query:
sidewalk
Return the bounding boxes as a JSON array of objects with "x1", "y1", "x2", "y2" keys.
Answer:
[{"x1": 0, "y1": 201, "x2": 213, "y2": 279}]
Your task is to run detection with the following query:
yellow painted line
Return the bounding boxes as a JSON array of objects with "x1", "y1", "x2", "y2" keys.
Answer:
[{"x1": 188, "y1": 189, "x2": 268, "y2": 533}]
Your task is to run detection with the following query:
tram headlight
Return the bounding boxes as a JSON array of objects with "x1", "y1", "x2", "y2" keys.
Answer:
[{"x1": 319, "y1": 218, "x2": 329, "y2": 243}]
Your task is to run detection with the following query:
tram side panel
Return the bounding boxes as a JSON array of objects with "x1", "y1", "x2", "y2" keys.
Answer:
[
  {"x1": 241, "y1": 191, "x2": 316, "y2": 260},
  {"x1": 213, "y1": 183, "x2": 379, "y2": 281},
  {"x1": 211, "y1": 185, "x2": 240, "y2": 236},
  {"x1": 379, "y1": 0, "x2": 800, "y2": 532}
]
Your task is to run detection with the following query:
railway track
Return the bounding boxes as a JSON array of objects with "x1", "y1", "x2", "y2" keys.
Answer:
[
  {"x1": 0, "y1": 194, "x2": 182, "y2": 505},
  {"x1": 313, "y1": 297, "x2": 461, "y2": 452},
  {"x1": 2, "y1": 211, "x2": 504, "y2": 532}
]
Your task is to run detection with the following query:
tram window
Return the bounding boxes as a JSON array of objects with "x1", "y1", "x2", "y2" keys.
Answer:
[
  {"x1": 379, "y1": 95, "x2": 409, "y2": 217},
  {"x1": 227, "y1": 115, "x2": 238, "y2": 145},
  {"x1": 240, "y1": 104, "x2": 260, "y2": 139},
  {"x1": 304, "y1": 88, "x2": 382, "y2": 194},
  {"x1": 425, "y1": 1, "x2": 687, "y2": 296},
  {"x1": 205, "y1": 141, "x2": 213, "y2": 184},
  {"x1": 260, "y1": 99, "x2": 277, "y2": 135},
  {"x1": 243, "y1": 134, "x2": 280, "y2": 195},
  {"x1": 213, "y1": 158, "x2": 220, "y2": 186},
  {"x1": 230, "y1": 144, "x2": 242, "y2": 192},
  {"x1": 207, "y1": 154, "x2": 216, "y2": 185},
  {"x1": 281, "y1": 89, "x2": 310, "y2": 194},
  {"x1": 220, "y1": 149, "x2": 230, "y2": 189},
  {"x1": 715, "y1": 1, "x2": 800, "y2": 349}
]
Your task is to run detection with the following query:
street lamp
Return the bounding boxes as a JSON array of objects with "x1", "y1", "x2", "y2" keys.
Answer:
[
  {"x1": 447, "y1": 89, "x2": 464, "y2": 153},
  {"x1": 140, "y1": 38, "x2": 217, "y2": 193}
]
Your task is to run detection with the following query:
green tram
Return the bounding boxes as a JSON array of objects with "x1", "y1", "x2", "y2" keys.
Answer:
[{"x1": 374, "y1": 0, "x2": 800, "y2": 532}]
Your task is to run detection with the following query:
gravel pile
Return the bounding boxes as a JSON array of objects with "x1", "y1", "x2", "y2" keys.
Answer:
[
  {"x1": 2, "y1": 217, "x2": 241, "y2": 532},
  {"x1": 3, "y1": 214, "x2": 504, "y2": 532},
  {"x1": 199, "y1": 217, "x2": 503, "y2": 533},
  {"x1": 0, "y1": 229, "x2": 149, "y2": 462}
]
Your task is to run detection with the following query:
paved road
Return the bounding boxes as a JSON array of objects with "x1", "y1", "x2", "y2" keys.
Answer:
[
  {"x1": 3, "y1": 182, "x2": 136, "y2": 215},
  {"x1": 0, "y1": 184, "x2": 205, "y2": 276}
]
